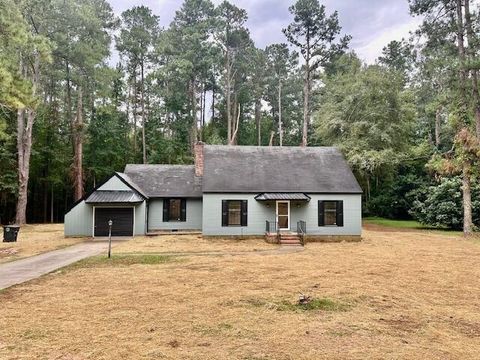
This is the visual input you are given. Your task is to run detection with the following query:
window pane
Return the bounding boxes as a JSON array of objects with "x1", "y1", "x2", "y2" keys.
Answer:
[
  {"x1": 278, "y1": 216, "x2": 288, "y2": 228},
  {"x1": 324, "y1": 202, "x2": 337, "y2": 210},
  {"x1": 325, "y1": 211, "x2": 337, "y2": 225},
  {"x1": 169, "y1": 199, "x2": 181, "y2": 221},
  {"x1": 324, "y1": 201, "x2": 337, "y2": 225},
  {"x1": 278, "y1": 202, "x2": 288, "y2": 216},
  {"x1": 228, "y1": 201, "x2": 241, "y2": 225}
]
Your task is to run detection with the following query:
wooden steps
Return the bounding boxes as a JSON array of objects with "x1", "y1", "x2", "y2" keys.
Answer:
[{"x1": 279, "y1": 232, "x2": 303, "y2": 246}]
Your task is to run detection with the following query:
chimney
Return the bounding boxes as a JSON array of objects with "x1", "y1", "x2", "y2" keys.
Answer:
[{"x1": 194, "y1": 141, "x2": 204, "y2": 177}]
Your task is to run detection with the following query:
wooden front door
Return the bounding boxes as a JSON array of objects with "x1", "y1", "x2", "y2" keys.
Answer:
[{"x1": 276, "y1": 201, "x2": 290, "y2": 230}]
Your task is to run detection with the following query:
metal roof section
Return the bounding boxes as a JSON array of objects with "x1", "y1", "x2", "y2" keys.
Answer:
[
  {"x1": 254, "y1": 193, "x2": 311, "y2": 201},
  {"x1": 85, "y1": 190, "x2": 143, "y2": 204}
]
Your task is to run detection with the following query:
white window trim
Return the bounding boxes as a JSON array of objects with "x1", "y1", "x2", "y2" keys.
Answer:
[{"x1": 276, "y1": 200, "x2": 290, "y2": 231}]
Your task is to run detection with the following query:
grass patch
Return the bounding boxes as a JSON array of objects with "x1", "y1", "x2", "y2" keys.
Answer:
[
  {"x1": 22, "y1": 329, "x2": 48, "y2": 340},
  {"x1": 364, "y1": 217, "x2": 426, "y2": 229},
  {"x1": 364, "y1": 217, "x2": 465, "y2": 236},
  {"x1": 193, "y1": 323, "x2": 234, "y2": 336},
  {"x1": 243, "y1": 297, "x2": 350, "y2": 312},
  {"x1": 276, "y1": 298, "x2": 350, "y2": 312},
  {"x1": 70, "y1": 254, "x2": 177, "y2": 269}
]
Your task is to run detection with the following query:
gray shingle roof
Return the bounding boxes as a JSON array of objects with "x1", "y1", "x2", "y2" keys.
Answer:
[
  {"x1": 85, "y1": 190, "x2": 143, "y2": 204},
  {"x1": 124, "y1": 164, "x2": 202, "y2": 198},
  {"x1": 202, "y1": 145, "x2": 362, "y2": 194},
  {"x1": 115, "y1": 172, "x2": 148, "y2": 198}
]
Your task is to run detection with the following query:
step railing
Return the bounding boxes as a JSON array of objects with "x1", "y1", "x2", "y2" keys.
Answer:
[
  {"x1": 265, "y1": 220, "x2": 280, "y2": 242},
  {"x1": 265, "y1": 220, "x2": 277, "y2": 234},
  {"x1": 297, "y1": 220, "x2": 306, "y2": 246}
]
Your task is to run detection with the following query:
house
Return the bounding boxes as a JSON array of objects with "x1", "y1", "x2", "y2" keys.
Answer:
[{"x1": 64, "y1": 144, "x2": 362, "y2": 243}]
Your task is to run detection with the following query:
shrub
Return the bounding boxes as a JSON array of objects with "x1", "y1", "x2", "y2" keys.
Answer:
[{"x1": 409, "y1": 176, "x2": 480, "y2": 230}]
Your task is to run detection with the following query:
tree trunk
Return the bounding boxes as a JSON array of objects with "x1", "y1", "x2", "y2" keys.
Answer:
[
  {"x1": 190, "y1": 78, "x2": 198, "y2": 151},
  {"x1": 462, "y1": 164, "x2": 473, "y2": 236},
  {"x1": 43, "y1": 180, "x2": 48, "y2": 223},
  {"x1": 301, "y1": 30, "x2": 311, "y2": 147},
  {"x1": 278, "y1": 79, "x2": 283, "y2": 146},
  {"x1": 66, "y1": 61, "x2": 72, "y2": 130},
  {"x1": 302, "y1": 70, "x2": 309, "y2": 147},
  {"x1": 269, "y1": 130, "x2": 275, "y2": 146},
  {"x1": 202, "y1": 85, "x2": 206, "y2": 127},
  {"x1": 230, "y1": 97, "x2": 240, "y2": 145},
  {"x1": 456, "y1": 0, "x2": 468, "y2": 106},
  {"x1": 464, "y1": 0, "x2": 480, "y2": 138},
  {"x1": 16, "y1": 109, "x2": 35, "y2": 224},
  {"x1": 50, "y1": 184, "x2": 54, "y2": 223},
  {"x1": 255, "y1": 98, "x2": 261, "y2": 146},
  {"x1": 226, "y1": 50, "x2": 233, "y2": 145},
  {"x1": 435, "y1": 107, "x2": 441, "y2": 147},
  {"x1": 140, "y1": 62, "x2": 147, "y2": 164},
  {"x1": 212, "y1": 86, "x2": 215, "y2": 121},
  {"x1": 132, "y1": 74, "x2": 138, "y2": 156},
  {"x1": 15, "y1": 53, "x2": 39, "y2": 225},
  {"x1": 72, "y1": 86, "x2": 84, "y2": 201},
  {"x1": 455, "y1": 0, "x2": 473, "y2": 235}
]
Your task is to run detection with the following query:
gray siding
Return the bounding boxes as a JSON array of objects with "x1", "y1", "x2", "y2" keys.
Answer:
[
  {"x1": 64, "y1": 200, "x2": 93, "y2": 236},
  {"x1": 134, "y1": 202, "x2": 147, "y2": 235},
  {"x1": 98, "y1": 176, "x2": 131, "y2": 191},
  {"x1": 202, "y1": 193, "x2": 361, "y2": 236},
  {"x1": 290, "y1": 194, "x2": 361, "y2": 236},
  {"x1": 65, "y1": 202, "x2": 147, "y2": 237},
  {"x1": 202, "y1": 194, "x2": 275, "y2": 236},
  {"x1": 148, "y1": 199, "x2": 202, "y2": 231}
]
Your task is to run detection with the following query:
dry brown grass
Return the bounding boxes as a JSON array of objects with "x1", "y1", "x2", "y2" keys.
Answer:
[
  {"x1": 114, "y1": 233, "x2": 275, "y2": 254},
  {"x1": 0, "y1": 224, "x2": 83, "y2": 263},
  {"x1": 1, "y1": 227, "x2": 480, "y2": 359}
]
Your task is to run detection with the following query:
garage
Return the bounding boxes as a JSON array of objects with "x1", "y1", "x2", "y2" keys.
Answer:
[{"x1": 94, "y1": 207, "x2": 134, "y2": 237}]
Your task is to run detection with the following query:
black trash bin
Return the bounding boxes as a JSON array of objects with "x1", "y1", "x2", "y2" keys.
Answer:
[{"x1": 3, "y1": 225, "x2": 20, "y2": 242}]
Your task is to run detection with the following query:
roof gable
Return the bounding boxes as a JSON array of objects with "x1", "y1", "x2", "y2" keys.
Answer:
[{"x1": 65, "y1": 172, "x2": 146, "y2": 214}]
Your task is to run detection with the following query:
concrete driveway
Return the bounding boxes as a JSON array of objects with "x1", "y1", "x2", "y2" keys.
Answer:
[{"x1": 0, "y1": 242, "x2": 108, "y2": 290}]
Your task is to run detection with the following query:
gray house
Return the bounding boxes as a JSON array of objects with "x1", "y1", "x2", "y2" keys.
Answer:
[{"x1": 65, "y1": 144, "x2": 362, "y2": 244}]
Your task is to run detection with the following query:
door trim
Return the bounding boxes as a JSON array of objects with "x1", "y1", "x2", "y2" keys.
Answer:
[{"x1": 276, "y1": 200, "x2": 290, "y2": 231}]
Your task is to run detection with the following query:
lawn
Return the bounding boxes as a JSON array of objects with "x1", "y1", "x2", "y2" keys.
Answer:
[
  {"x1": 0, "y1": 224, "x2": 84, "y2": 264},
  {"x1": 1, "y1": 225, "x2": 480, "y2": 359},
  {"x1": 363, "y1": 216, "x2": 426, "y2": 229}
]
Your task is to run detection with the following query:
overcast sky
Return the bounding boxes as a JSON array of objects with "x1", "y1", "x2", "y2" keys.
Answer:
[{"x1": 110, "y1": 0, "x2": 422, "y2": 64}]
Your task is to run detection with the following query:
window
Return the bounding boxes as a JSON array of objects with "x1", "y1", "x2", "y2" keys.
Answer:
[
  {"x1": 318, "y1": 200, "x2": 343, "y2": 227},
  {"x1": 222, "y1": 200, "x2": 248, "y2": 227},
  {"x1": 169, "y1": 199, "x2": 182, "y2": 221},
  {"x1": 228, "y1": 201, "x2": 241, "y2": 225},
  {"x1": 163, "y1": 199, "x2": 186, "y2": 222},
  {"x1": 324, "y1": 201, "x2": 337, "y2": 225}
]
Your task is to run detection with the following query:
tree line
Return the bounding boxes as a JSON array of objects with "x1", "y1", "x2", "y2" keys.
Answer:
[{"x1": 0, "y1": 0, "x2": 479, "y2": 234}]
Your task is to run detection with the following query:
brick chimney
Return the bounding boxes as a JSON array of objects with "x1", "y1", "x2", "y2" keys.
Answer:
[{"x1": 194, "y1": 141, "x2": 204, "y2": 177}]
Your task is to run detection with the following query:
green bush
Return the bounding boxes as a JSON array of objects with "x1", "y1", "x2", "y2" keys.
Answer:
[{"x1": 409, "y1": 177, "x2": 480, "y2": 230}]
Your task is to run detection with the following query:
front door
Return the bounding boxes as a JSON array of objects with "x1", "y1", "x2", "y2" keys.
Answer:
[{"x1": 276, "y1": 201, "x2": 290, "y2": 230}]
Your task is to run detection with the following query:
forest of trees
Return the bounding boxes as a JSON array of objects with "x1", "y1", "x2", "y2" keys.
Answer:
[{"x1": 0, "y1": 0, "x2": 479, "y2": 234}]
